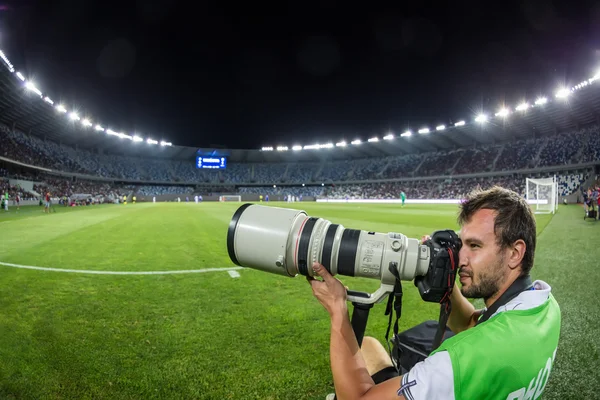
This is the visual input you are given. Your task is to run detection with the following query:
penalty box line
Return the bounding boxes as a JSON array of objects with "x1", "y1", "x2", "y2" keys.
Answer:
[{"x1": 0, "y1": 261, "x2": 244, "y2": 276}]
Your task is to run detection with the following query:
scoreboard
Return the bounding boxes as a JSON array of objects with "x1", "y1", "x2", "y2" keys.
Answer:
[{"x1": 196, "y1": 156, "x2": 227, "y2": 169}]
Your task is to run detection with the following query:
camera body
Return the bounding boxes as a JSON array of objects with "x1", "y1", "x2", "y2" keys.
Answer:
[{"x1": 416, "y1": 230, "x2": 461, "y2": 303}]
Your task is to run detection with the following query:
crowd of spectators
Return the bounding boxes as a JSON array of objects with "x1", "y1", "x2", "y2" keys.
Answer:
[
  {"x1": 1, "y1": 122, "x2": 599, "y2": 191},
  {"x1": 323, "y1": 172, "x2": 588, "y2": 200},
  {"x1": 135, "y1": 185, "x2": 195, "y2": 196}
]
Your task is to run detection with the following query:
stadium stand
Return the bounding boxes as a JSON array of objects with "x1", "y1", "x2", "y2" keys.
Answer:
[{"x1": 1, "y1": 118, "x2": 598, "y2": 199}]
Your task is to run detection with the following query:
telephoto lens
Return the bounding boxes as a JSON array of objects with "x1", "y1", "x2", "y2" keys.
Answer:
[{"x1": 227, "y1": 204, "x2": 430, "y2": 286}]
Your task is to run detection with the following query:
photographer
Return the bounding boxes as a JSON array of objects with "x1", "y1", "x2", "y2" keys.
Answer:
[{"x1": 308, "y1": 187, "x2": 561, "y2": 400}]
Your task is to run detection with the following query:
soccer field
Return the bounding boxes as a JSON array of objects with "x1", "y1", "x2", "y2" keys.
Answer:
[{"x1": 0, "y1": 202, "x2": 598, "y2": 399}]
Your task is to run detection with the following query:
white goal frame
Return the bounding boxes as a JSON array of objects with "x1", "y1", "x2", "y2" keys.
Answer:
[
  {"x1": 219, "y1": 195, "x2": 242, "y2": 202},
  {"x1": 526, "y1": 176, "x2": 558, "y2": 214}
]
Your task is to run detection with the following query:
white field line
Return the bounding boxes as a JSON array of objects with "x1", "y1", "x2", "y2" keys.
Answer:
[{"x1": 0, "y1": 261, "x2": 244, "y2": 275}]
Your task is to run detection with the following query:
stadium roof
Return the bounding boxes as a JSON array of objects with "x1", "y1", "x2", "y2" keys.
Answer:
[{"x1": 1, "y1": 49, "x2": 600, "y2": 163}]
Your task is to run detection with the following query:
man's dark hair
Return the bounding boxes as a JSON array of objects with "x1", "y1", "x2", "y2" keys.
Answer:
[{"x1": 458, "y1": 186, "x2": 536, "y2": 276}]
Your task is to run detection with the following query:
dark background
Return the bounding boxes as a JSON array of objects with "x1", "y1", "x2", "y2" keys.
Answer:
[{"x1": 1, "y1": 0, "x2": 599, "y2": 149}]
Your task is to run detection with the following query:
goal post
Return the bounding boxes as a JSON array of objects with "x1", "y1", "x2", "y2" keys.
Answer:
[
  {"x1": 526, "y1": 176, "x2": 558, "y2": 214},
  {"x1": 219, "y1": 195, "x2": 242, "y2": 202}
]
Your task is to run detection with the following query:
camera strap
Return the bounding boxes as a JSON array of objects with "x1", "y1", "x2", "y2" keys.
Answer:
[
  {"x1": 384, "y1": 278, "x2": 403, "y2": 344},
  {"x1": 432, "y1": 300, "x2": 452, "y2": 351},
  {"x1": 384, "y1": 277, "x2": 403, "y2": 374},
  {"x1": 476, "y1": 275, "x2": 533, "y2": 326}
]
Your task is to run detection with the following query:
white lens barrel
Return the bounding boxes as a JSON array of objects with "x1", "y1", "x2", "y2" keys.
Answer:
[
  {"x1": 227, "y1": 204, "x2": 430, "y2": 283},
  {"x1": 228, "y1": 204, "x2": 307, "y2": 276}
]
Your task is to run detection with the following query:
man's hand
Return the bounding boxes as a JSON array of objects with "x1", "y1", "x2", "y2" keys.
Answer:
[{"x1": 307, "y1": 262, "x2": 348, "y2": 317}]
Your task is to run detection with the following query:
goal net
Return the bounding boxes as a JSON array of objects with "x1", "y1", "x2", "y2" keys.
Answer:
[
  {"x1": 219, "y1": 195, "x2": 242, "y2": 202},
  {"x1": 526, "y1": 176, "x2": 558, "y2": 214}
]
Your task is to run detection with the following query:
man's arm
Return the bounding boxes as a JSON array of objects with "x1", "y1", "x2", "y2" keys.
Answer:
[
  {"x1": 447, "y1": 283, "x2": 481, "y2": 334},
  {"x1": 309, "y1": 263, "x2": 404, "y2": 400}
]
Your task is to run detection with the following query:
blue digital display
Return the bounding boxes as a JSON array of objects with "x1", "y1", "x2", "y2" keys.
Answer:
[{"x1": 196, "y1": 156, "x2": 227, "y2": 169}]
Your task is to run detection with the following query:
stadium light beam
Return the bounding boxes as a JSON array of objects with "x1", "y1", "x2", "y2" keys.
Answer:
[
  {"x1": 418, "y1": 128, "x2": 429, "y2": 134},
  {"x1": 25, "y1": 81, "x2": 43, "y2": 97},
  {"x1": 555, "y1": 88, "x2": 570, "y2": 99},
  {"x1": 454, "y1": 120, "x2": 466, "y2": 127},
  {"x1": 0, "y1": 50, "x2": 14, "y2": 72},
  {"x1": 400, "y1": 130, "x2": 412, "y2": 137},
  {"x1": 515, "y1": 103, "x2": 529, "y2": 111},
  {"x1": 475, "y1": 114, "x2": 488, "y2": 123},
  {"x1": 535, "y1": 97, "x2": 548, "y2": 105},
  {"x1": 495, "y1": 108, "x2": 510, "y2": 117},
  {"x1": 436, "y1": 125, "x2": 446, "y2": 131}
]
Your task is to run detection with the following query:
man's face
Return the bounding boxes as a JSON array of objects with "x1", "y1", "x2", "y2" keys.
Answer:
[{"x1": 458, "y1": 209, "x2": 508, "y2": 300}]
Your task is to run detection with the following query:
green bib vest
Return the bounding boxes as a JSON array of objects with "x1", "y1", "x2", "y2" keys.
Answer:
[{"x1": 431, "y1": 294, "x2": 561, "y2": 400}]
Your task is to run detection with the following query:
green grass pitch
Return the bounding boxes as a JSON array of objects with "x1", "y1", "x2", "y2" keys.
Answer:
[{"x1": 0, "y1": 202, "x2": 598, "y2": 399}]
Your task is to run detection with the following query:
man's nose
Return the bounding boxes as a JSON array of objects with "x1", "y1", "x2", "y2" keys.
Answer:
[{"x1": 458, "y1": 247, "x2": 468, "y2": 267}]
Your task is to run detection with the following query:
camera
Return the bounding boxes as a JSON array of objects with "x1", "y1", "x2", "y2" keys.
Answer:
[{"x1": 227, "y1": 204, "x2": 461, "y2": 305}]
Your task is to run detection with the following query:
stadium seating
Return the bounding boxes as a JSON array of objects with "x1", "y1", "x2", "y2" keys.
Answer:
[{"x1": 1, "y1": 121, "x2": 598, "y2": 197}]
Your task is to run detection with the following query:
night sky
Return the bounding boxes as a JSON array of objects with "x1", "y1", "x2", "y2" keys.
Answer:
[{"x1": 1, "y1": 0, "x2": 599, "y2": 149}]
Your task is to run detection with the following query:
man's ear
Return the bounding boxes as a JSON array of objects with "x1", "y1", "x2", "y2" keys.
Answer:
[{"x1": 507, "y1": 239, "x2": 526, "y2": 271}]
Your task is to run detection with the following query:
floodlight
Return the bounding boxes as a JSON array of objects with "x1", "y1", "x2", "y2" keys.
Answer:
[
  {"x1": 383, "y1": 134, "x2": 394, "y2": 140},
  {"x1": 535, "y1": 97, "x2": 547, "y2": 105},
  {"x1": 475, "y1": 114, "x2": 488, "y2": 123},
  {"x1": 82, "y1": 119, "x2": 92, "y2": 127},
  {"x1": 133, "y1": 135, "x2": 143, "y2": 142},
  {"x1": 69, "y1": 112, "x2": 80, "y2": 121},
  {"x1": 401, "y1": 130, "x2": 412, "y2": 137},
  {"x1": 95, "y1": 124, "x2": 104, "y2": 131},
  {"x1": 495, "y1": 108, "x2": 509, "y2": 117},
  {"x1": 43, "y1": 96, "x2": 54, "y2": 105},
  {"x1": 436, "y1": 125, "x2": 445, "y2": 131},
  {"x1": 25, "y1": 81, "x2": 43, "y2": 97},
  {"x1": 292, "y1": 145, "x2": 303, "y2": 151},
  {"x1": 368, "y1": 137, "x2": 379, "y2": 142},
  {"x1": 15, "y1": 71, "x2": 25, "y2": 81},
  {"x1": 555, "y1": 88, "x2": 570, "y2": 98},
  {"x1": 351, "y1": 139, "x2": 361, "y2": 145},
  {"x1": 261, "y1": 146, "x2": 274, "y2": 151},
  {"x1": 56, "y1": 104, "x2": 67, "y2": 113},
  {"x1": 336, "y1": 141, "x2": 347, "y2": 147},
  {"x1": 515, "y1": 103, "x2": 529, "y2": 111},
  {"x1": 418, "y1": 128, "x2": 429, "y2": 134},
  {"x1": 454, "y1": 120, "x2": 466, "y2": 127},
  {"x1": 0, "y1": 50, "x2": 14, "y2": 72},
  {"x1": 276, "y1": 146, "x2": 288, "y2": 151}
]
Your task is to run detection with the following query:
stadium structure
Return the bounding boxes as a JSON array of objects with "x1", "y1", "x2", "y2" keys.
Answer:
[{"x1": 0, "y1": 48, "x2": 599, "y2": 209}]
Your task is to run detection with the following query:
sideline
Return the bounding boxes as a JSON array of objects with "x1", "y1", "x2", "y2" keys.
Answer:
[{"x1": 0, "y1": 261, "x2": 244, "y2": 275}]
